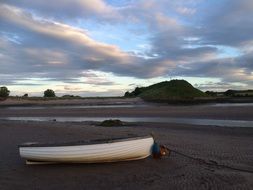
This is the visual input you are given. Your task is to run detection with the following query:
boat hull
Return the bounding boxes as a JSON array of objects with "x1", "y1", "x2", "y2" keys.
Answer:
[{"x1": 19, "y1": 136, "x2": 154, "y2": 164}]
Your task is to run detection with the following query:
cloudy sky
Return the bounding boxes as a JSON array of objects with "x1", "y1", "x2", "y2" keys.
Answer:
[{"x1": 0, "y1": 0, "x2": 253, "y2": 96}]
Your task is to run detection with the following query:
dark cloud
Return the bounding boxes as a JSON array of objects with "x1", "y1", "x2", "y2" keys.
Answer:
[
  {"x1": 236, "y1": 52, "x2": 253, "y2": 70},
  {"x1": 150, "y1": 31, "x2": 218, "y2": 61},
  {"x1": 197, "y1": 0, "x2": 253, "y2": 46},
  {"x1": 172, "y1": 57, "x2": 253, "y2": 87}
]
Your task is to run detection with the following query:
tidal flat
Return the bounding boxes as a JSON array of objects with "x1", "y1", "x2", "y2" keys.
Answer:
[{"x1": 0, "y1": 98, "x2": 253, "y2": 190}]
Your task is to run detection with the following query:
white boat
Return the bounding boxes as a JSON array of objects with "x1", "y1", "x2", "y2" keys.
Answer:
[{"x1": 19, "y1": 135, "x2": 155, "y2": 164}]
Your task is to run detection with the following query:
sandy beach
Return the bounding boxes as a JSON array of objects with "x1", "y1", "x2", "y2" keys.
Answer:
[{"x1": 0, "y1": 99, "x2": 253, "y2": 190}]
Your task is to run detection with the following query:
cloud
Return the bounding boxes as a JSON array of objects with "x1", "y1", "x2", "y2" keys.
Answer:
[
  {"x1": 5, "y1": 0, "x2": 119, "y2": 21},
  {"x1": 172, "y1": 57, "x2": 253, "y2": 88},
  {"x1": 0, "y1": 4, "x2": 139, "y2": 80},
  {"x1": 0, "y1": 4, "x2": 187, "y2": 82},
  {"x1": 194, "y1": 81, "x2": 247, "y2": 91},
  {"x1": 0, "y1": 0, "x2": 253, "y2": 91},
  {"x1": 81, "y1": 70, "x2": 117, "y2": 86},
  {"x1": 176, "y1": 7, "x2": 196, "y2": 15}
]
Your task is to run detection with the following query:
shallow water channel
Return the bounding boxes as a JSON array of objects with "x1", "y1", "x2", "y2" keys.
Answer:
[
  {"x1": 1, "y1": 103, "x2": 253, "y2": 127},
  {"x1": 1, "y1": 116, "x2": 253, "y2": 128}
]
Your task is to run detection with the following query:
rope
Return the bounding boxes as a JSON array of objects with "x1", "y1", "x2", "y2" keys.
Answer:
[{"x1": 164, "y1": 145, "x2": 253, "y2": 174}]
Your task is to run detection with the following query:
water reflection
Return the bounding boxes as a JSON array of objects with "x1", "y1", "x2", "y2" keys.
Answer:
[
  {"x1": 2, "y1": 104, "x2": 149, "y2": 110},
  {"x1": 210, "y1": 103, "x2": 253, "y2": 107}
]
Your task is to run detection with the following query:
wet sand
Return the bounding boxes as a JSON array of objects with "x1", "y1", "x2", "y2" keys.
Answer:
[
  {"x1": 1, "y1": 122, "x2": 253, "y2": 190},
  {"x1": 0, "y1": 100, "x2": 253, "y2": 189}
]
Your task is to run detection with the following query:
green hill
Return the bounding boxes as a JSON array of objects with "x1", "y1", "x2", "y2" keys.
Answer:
[{"x1": 125, "y1": 80, "x2": 207, "y2": 102}]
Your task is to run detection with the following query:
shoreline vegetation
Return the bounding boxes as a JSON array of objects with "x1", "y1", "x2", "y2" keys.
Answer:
[{"x1": 1, "y1": 79, "x2": 253, "y2": 106}]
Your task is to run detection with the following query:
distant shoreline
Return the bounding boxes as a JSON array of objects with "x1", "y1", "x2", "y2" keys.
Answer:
[{"x1": 145, "y1": 97, "x2": 253, "y2": 105}]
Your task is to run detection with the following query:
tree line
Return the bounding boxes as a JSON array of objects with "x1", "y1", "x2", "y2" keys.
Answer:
[{"x1": 0, "y1": 86, "x2": 56, "y2": 98}]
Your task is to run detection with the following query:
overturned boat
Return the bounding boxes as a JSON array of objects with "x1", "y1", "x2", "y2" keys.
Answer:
[{"x1": 19, "y1": 135, "x2": 157, "y2": 164}]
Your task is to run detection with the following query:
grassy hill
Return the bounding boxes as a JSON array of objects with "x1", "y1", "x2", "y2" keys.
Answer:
[{"x1": 125, "y1": 80, "x2": 207, "y2": 102}]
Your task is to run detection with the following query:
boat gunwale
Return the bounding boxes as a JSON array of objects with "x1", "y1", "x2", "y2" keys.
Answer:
[{"x1": 19, "y1": 135, "x2": 153, "y2": 148}]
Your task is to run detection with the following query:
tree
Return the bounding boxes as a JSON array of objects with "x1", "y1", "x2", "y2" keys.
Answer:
[
  {"x1": 205, "y1": 91, "x2": 217, "y2": 97},
  {"x1": 44, "y1": 89, "x2": 56, "y2": 97},
  {"x1": 132, "y1": 87, "x2": 145, "y2": 96},
  {"x1": 23, "y1": 93, "x2": 28, "y2": 97},
  {"x1": 124, "y1": 91, "x2": 131, "y2": 97},
  {"x1": 224, "y1": 90, "x2": 235, "y2": 97},
  {"x1": 0, "y1": 86, "x2": 10, "y2": 98}
]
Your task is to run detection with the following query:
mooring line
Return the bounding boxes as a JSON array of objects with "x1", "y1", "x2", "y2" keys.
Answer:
[{"x1": 165, "y1": 146, "x2": 253, "y2": 174}]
